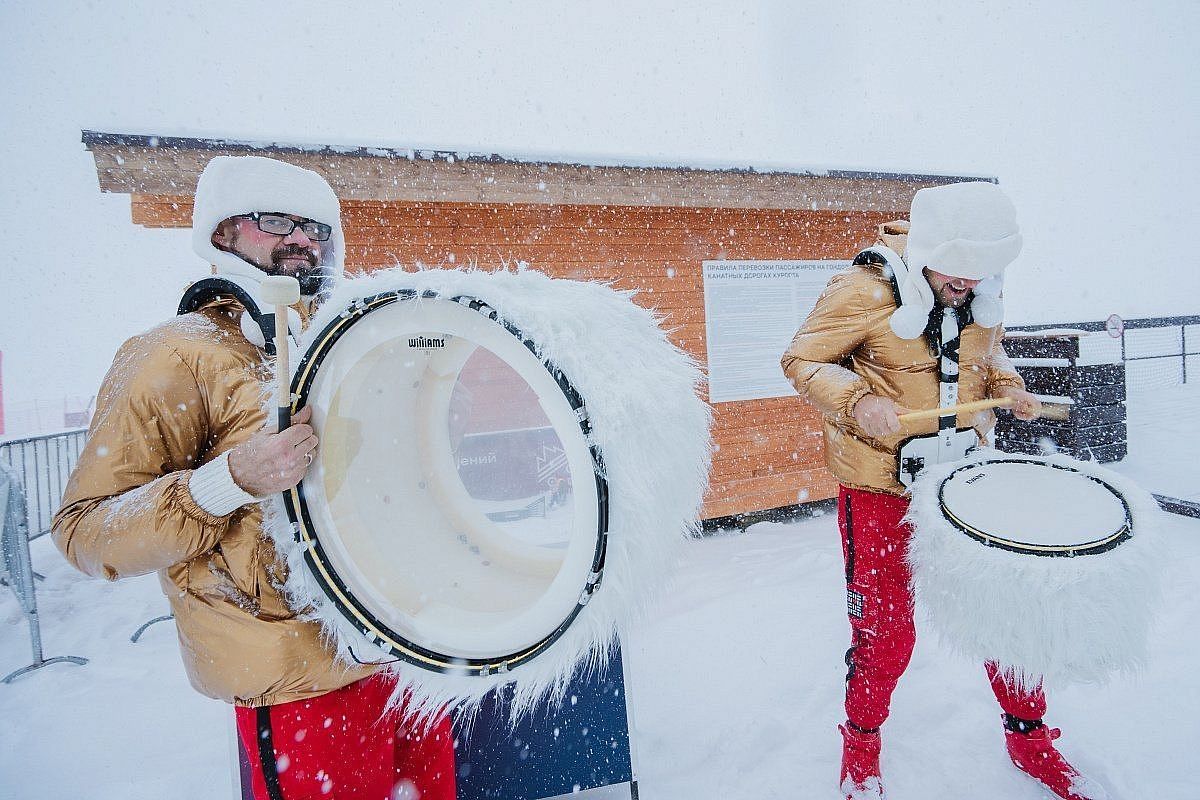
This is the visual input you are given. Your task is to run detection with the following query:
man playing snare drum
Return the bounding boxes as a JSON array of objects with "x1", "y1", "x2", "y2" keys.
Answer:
[
  {"x1": 53, "y1": 156, "x2": 455, "y2": 800},
  {"x1": 782, "y1": 182, "x2": 1102, "y2": 800}
]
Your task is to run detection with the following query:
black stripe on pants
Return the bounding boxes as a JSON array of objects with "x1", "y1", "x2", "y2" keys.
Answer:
[
  {"x1": 844, "y1": 492, "x2": 855, "y2": 584},
  {"x1": 256, "y1": 706, "x2": 287, "y2": 800}
]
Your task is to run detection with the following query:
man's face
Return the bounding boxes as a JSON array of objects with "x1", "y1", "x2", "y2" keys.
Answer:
[
  {"x1": 211, "y1": 213, "x2": 331, "y2": 280},
  {"x1": 923, "y1": 268, "x2": 981, "y2": 309}
]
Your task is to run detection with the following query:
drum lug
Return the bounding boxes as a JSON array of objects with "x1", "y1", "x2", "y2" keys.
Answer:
[
  {"x1": 340, "y1": 298, "x2": 370, "y2": 319},
  {"x1": 579, "y1": 570, "x2": 603, "y2": 605}
]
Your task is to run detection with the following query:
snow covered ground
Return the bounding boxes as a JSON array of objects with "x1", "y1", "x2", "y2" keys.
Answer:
[
  {"x1": 3, "y1": 509, "x2": 1198, "y2": 799},
  {"x1": 628, "y1": 513, "x2": 1200, "y2": 799}
]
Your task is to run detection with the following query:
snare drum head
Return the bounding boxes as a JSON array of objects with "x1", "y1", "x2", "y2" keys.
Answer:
[
  {"x1": 938, "y1": 459, "x2": 1131, "y2": 556},
  {"x1": 286, "y1": 293, "x2": 605, "y2": 672}
]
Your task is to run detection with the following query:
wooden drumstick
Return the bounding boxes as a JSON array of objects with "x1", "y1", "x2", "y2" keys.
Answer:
[
  {"x1": 899, "y1": 397, "x2": 1070, "y2": 424},
  {"x1": 260, "y1": 276, "x2": 301, "y2": 431}
]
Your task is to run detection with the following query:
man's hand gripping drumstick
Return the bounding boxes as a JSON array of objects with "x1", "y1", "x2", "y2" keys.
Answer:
[
  {"x1": 227, "y1": 276, "x2": 319, "y2": 496},
  {"x1": 852, "y1": 395, "x2": 912, "y2": 438},
  {"x1": 854, "y1": 388, "x2": 1063, "y2": 438},
  {"x1": 896, "y1": 390, "x2": 1066, "y2": 425}
]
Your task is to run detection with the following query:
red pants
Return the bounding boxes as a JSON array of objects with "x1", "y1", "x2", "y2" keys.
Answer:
[
  {"x1": 235, "y1": 675, "x2": 456, "y2": 800},
  {"x1": 838, "y1": 486, "x2": 1047, "y2": 730}
]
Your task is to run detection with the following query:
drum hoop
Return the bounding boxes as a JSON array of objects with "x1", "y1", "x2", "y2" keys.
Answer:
[
  {"x1": 281, "y1": 290, "x2": 611, "y2": 675},
  {"x1": 936, "y1": 458, "x2": 1133, "y2": 558}
]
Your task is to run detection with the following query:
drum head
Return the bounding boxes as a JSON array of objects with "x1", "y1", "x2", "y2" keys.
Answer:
[
  {"x1": 284, "y1": 292, "x2": 607, "y2": 674},
  {"x1": 938, "y1": 458, "x2": 1132, "y2": 556}
]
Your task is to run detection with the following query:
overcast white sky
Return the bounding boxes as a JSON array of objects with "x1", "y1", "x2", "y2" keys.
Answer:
[{"x1": 2, "y1": 1, "x2": 1198, "y2": 424}]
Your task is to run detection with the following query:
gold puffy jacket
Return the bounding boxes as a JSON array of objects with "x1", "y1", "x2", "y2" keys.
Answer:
[
  {"x1": 780, "y1": 228, "x2": 1025, "y2": 496},
  {"x1": 53, "y1": 297, "x2": 375, "y2": 707}
]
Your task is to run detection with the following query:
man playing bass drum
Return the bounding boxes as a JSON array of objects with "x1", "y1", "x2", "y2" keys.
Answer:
[{"x1": 53, "y1": 156, "x2": 455, "y2": 800}]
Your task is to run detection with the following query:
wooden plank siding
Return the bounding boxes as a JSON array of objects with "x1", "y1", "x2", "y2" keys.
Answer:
[{"x1": 128, "y1": 193, "x2": 881, "y2": 517}]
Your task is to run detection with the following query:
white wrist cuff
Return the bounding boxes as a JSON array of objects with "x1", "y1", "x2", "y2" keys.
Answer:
[{"x1": 188, "y1": 451, "x2": 261, "y2": 517}]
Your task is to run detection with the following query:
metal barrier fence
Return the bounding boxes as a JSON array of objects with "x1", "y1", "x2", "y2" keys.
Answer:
[
  {"x1": 1, "y1": 461, "x2": 89, "y2": 682},
  {"x1": 1009, "y1": 314, "x2": 1200, "y2": 386},
  {"x1": 1, "y1": 427, "x2": 175, "y2": 674},
  {"x1": 0, "y1": 429, "x2": 88, "y2": 541}
]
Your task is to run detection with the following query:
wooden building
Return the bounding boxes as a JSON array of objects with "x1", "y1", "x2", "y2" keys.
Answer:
[{"x1": 82, "y1": 130, "x2": 986, "y2": 520}]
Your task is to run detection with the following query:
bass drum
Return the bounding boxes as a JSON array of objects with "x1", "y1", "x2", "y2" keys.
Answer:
[{"x1": 283, "y1": 291, "x2": 608, "y2": 676}]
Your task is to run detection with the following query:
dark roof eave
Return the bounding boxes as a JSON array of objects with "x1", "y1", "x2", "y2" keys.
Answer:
[{"x1": 81, "y1": 129, "x2": 996, "y2": 186}]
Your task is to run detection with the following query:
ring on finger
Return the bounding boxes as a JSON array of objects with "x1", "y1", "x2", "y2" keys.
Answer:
[{"x1": 304, "y1": 451, "x2": 314, "y2": 466}]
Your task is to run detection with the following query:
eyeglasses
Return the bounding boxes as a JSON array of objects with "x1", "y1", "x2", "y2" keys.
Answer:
[{"x1": 240, "y1": 212, "x2": 333, "y2": 242}]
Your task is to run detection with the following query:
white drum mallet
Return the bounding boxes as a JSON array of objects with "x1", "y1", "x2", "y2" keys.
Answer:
[{"x1": 260, "y1": 275, "x2": 302, "y2": 430}]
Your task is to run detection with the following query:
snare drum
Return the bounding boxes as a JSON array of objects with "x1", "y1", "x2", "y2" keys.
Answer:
[
  {"x1": 907, "y1": 451, "x2": 1162, "y2": 685},
  {"x1": 937, "y1": 458, "x2": 1131, "y2": 557}
]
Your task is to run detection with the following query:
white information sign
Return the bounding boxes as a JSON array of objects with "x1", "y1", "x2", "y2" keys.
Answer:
[{"x1": 702, "y1": 260, "x2": 850, "y2": 403}]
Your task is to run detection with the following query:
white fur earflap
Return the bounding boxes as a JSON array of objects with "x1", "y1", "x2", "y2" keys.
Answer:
[
  {"x1": 197, "y1": 271, "x2": 303, "y2": 359},
  {"x1": 889, "y1": 302, "x2": 932, "y2": 341},
  {"x1": 905, "y1": 449, "x2": 1163, "y2": 688},
  {"x1": 866, "y1": 246, "x2": 934, "y2": 340},
  {"x1": 970, "y1": 276, "x2": 1005, "y2": 329},
  {"x1": 237, "y1": 307, "x2": 300, "y2": 354},
  {"x1": 261, "y1": 265, "x2": 712, "y2": 721}
]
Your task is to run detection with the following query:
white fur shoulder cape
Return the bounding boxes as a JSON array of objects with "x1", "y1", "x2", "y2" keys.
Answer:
[{"x1": 261, "y1": 266, "x2": 712, "y2": 720}]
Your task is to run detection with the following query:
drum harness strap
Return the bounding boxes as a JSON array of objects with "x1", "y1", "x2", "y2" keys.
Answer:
[
  {"x1": 928, "y1": 302, "x2": 968, "y2": 463},
  {"x1": 178, "y1": 276, "x2": 282, "y2": 356},
  {"x1": 853, "y1": 248, "x2": 974, "y2": 485}
]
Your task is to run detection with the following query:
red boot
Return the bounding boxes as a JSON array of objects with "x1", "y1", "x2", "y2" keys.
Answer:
[
  {"x1": 839, "y1": 723, "x2": 885, "y2": 800},
  {"x1": 1003, "y1": 717, "x2": 1108, "y2": 800}
]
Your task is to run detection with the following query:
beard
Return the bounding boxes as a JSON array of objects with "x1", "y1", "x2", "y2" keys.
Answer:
[
  {"x1": 268, "y1": 243, "x2": 319, "y2": 273},
  {"x1": 264, "y1": 245, "x2": 331, "y2": 294},
  {"x1": 935, "y1": 286, "x2": 974, "y2": 308},
  {"x1": 241, "y1": 246, "x2": 330, "y2": 296},
  {"x1": 922, "y1": 267, "x2": 975, "y2": 310}
]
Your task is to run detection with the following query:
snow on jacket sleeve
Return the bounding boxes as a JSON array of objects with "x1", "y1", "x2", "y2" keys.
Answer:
[
  {"x1": 779, "y1": 272, "x2": 874, "y2": 423},
  {"x1": 983, "y1": 326, "x2": 1027, "y2": 397},
  {"x1": 52, "y1": 334, "x2": 232, "y2": 580}
]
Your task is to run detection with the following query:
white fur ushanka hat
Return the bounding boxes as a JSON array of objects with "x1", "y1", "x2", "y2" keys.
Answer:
[
  {"x1": 887, "y1": 181, "x2": 1022, "y2": 339},
  {"x1": 191, "y1": 155, "x2": 344, "y2": 297}
]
